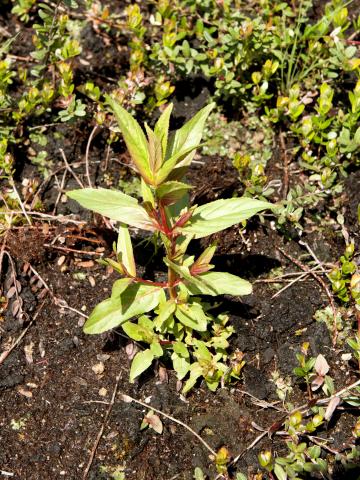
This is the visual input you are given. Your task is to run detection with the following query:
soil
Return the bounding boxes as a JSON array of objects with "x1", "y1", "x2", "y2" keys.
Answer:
[{"x1": 1, "y1": 4, "x2": 360, "y2": 480}]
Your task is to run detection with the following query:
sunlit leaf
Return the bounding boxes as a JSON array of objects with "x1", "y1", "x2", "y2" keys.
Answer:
[
  {"x1": 154, "y1": 103, "x2": 173, "y2": 161},
  {"x1": 175, "y1": 302, "x2": 208, "y2": 331},
  {"x1": 187, "y1": 271, "x2": 252, "y2": 296},
  {"x1": 156, "y1": 181, "x2": 192, "y2": 206},
  {"x1": 180, "y1": 197, "x2": 272, "y2": 238},
  {"x1": 67, "y1": 188, "x2": 156, "y2": 231},
  {"x1": 117, "y1": 224, "x2": 136, "y2": 276},
  {"x1": 105, "y1": 95, "x2": 153, "y2": 183},
  {"x1": 129, "y1": 349, "x2": 154, "y2": 382},
  {"x1": 84, "y1": 283, "x2": 164, "y2": 334}
]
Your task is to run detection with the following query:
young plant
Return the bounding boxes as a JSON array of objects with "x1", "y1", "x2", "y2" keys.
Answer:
[{"x1": 68, "y1": 100, "x2": 271, "y2": 392}]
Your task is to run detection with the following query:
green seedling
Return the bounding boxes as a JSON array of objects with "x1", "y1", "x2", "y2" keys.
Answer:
[{"x1": 68, "y1": 100, "x2": 271, "y2": 392}]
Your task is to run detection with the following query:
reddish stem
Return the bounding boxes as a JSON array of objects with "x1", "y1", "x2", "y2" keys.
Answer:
[{"x1": 134, "y1": 277, "x2": 168, "y2": 288}]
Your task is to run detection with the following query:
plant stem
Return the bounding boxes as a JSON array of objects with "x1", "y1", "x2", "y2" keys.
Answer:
[{"x1": 168, "y1": 265, "x2": 177, "y2": 300}]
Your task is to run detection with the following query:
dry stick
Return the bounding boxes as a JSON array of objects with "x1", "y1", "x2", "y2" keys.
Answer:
[
  {"x1": 10, "y1": 178, "x2": 32, "y2": 225},
  {"x1": 52, "y1": 169, "x2": 68, "y2": 215},
  {"x1": 277, "y1": 247, "x2": 338, "y2": 344},
  {"x1": 231, "y1": 378, "x2": 360, "y2": 469},
  {"x1": 299, "y1": 240, "x2": 327, "y2": 273},
  {"x1": 120, "y1": 393, "x2": 217, "y2": 457},
  {"x1": 271, "y1": 264, "x2": 324, "y2": 299},
  {"x1": 82, "y1": 374, "x2": 122, "y2": 480},
  {"x1": 3, "y1": 251, "x2": 26, "y2": 321},
  {"x1": 59, "y1": 148, "x2": 84, "y2": 189},
  {"x1": 280, "y1": 131, "x2": 289, "y2": 199},
  {"x1": 44, "y1": 244, "x2": 104, "y2": 256},
  {"x1": 238, "y1": 389, "x2": 284, "y2": 413},
  {"x1": 0, "y1": 298, "x2": 47, "y2": 366},
  {"x1": 230, "y1": 430, "x2": 268, "y2": 466},
  {"x1": 2, "y1": 210, "x2": 85, "y2": 225},
  {"x1": 85, "y1": 125, "x2": 99, "y2": 188},
  {"x1": 28, "y1": 264, "x2": 88, "y2": 318}
]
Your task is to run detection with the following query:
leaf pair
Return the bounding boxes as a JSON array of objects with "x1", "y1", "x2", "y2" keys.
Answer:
[{"x1": 106, "y1": 95, "x2": 214, "y2": 186}]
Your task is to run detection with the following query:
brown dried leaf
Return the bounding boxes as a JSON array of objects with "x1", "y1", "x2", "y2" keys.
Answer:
[
  {"x1": 315, "y1": 354, "x2": 329, "y2": 377},
  {"x1": 24, "y1": 342, "x2": 34, "y2": 364},
  {"x1": 144, "y1": 410, "x2": 163, "y2": 434},
  {"x1": 17, "y1": 387, "x2": 33, "y2": 398},
  {"x1": 121, "y1": 394, "x2": 133, "y2": 403},
  {"x1": 325, "y1": 396, "x2": 341, "y2": 421},
  {"x1": 77, "y1": 260, "x2": 94, "y2": 268},
  {"x1": 6, "y1": 286, "x2": 16, "y2": 299},
  {"x1": 311, "y1": 375, "x2": 325, "y2": 391}
]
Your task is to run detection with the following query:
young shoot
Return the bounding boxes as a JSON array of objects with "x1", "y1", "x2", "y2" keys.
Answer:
[{"x1": 68, "y1": 99, "x2": 271, "y2": 392}]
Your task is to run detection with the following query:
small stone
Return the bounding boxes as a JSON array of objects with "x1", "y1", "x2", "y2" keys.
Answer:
[
  {"x1": 98, "y1": 387, "x2": 107, "y2": 397},
  {"x1": 91, "y1": 362, "x2": 105, "y2": 375},
  {"x1": 341, "y1": 353, "x2": 352, "y2": 361}
]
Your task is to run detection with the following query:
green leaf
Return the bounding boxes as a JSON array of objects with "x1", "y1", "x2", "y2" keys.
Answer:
[
  {"x1": 156, "y1": 181, "x2": 192, "y2": 206},
  {"x1": 111, "y1": 278, "x2": 133, "y2": 299},
  {"x1": 122, "y1": 322, "x2": 154, "y2": 343},
  {"x1": 175, "y1": 302, "x2": 208, "y2": 331},
  {"x1": 145, "y1": 123, "x2": 163, "y2": 175},
  {"x1": 160, "y1": 102, "x2": 215, "y2": 174},
  {"x1": 84, "y1": 283, "x2": 164, "y2": 334},
  {"x1": 187, "y1": 271, "x2": 252, "y2": 297},
  {"x1": 155, "y1": 299, "x2": 176, "y2": 327},
  {"x1": 154, "y1": 103, "x2": 173, "y2": 162},
  {"x1": 155, "y1": 143, "x2": 206, "y2": 185},
  {"x1": 129, "y1": 349, "x2": 154, "y2": 382},
  {"x1": 150, "y1": 341, "x2": 163, "y2": 357},
  {"x1": 172, "y1": 351, "x2": 191, "y2": 380},
  {"x1": 117, "y1": 224, "x2": 136, "y2": 276},
  {"x1": 182, "y1": 363, "x2": 203, "y2": 393},
  {"x1": 141, "y1": 178, "x2": 155, "y2": 207},
  {"x1": 180, "y1": 197, "x2": 272, "y2": 238},
  {"x1": 67, "y1": 188, "x2": 156, "y2": 231},
  {"x1": 105, "y1": 95, "x2": 153, "y2": 184},
  {"x1": 274, "y1": 463, "x2": 287, "y2": 480}
]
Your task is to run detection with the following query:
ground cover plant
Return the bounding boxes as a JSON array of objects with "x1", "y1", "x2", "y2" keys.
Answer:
[{"x1": 0, "y1": 0, "x2": 360, "y2": 479}]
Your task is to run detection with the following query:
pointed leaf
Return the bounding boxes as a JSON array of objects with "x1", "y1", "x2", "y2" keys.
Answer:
[
  {"x1": 129, "y1": 349, "x2": 154, "y2": 382},
  {"x1": 186, "y1": 271, "x2": 252, "y2": 297},
  {"x1": 122, "y1": 322, "x2": 154, "y2": 343},
  {"x1": 145, "y1": 123, "x2": 163, "y2": 175},
  {"x1": 155, "y1": 143, "x2": 205, "y2": 185},
  {"x1": 156, "y1": 181, "x2": 192, "y2": 206},
  {"x1": 84, "y1": 283, "x2": 164, "y2": 334},
  {"x1": 117, "y1": 224, "x2": 136, "y2": 277},
  {"x1": 67, "y1": 188, "x2": 156, "y2": 231},
  {"x1": 154, "y1": 103, "x2": 173, "y2": 161},
  {"x1": 166, "y1": 102, "x2": 215, "y2": 168},
  {"x1": 175, "y1": 302, "x2": 208, "y2": 331},
  {"x1": 141, "y1": 178, "x2": 155, "y2": 207},
  {"x1": 105, "y1": 95, "x2": 153, "y2": 183},
  {"x1": 180, "y1": 197, "x2": 272, "y2": 238},
  {"x1": 111, "y1": 278, "x2": 133, "y2": 299},
  {"x1": 191, "y1": 244, "x2": 216, "y2": 274}
]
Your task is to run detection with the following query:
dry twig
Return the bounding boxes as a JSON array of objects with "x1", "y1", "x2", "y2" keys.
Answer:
[
  {"x1": 120, "y1": 392, "x2": 217, "y2": 457},
  {"x1": 0, "y1": 298, "x2": 47, "y2": 366},
  {"x1": 85, "y1": 125, "x2": 99, "y2": 188},
  {"x1": 277, "y1": 247, "x2": 338, "y2": 344},
  {"x1": 82, "y1": 374, "x2": 122, "y2": 479}
]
